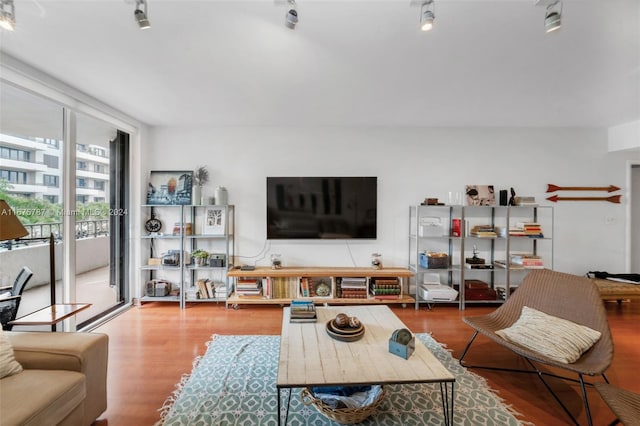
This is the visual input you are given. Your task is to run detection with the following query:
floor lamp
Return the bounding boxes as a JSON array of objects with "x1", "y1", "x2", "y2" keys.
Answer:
[{"x1": 0, "y1": 199, "x2": 57, "y2": 308}]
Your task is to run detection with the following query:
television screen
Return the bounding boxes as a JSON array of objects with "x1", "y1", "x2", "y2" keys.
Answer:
[{"x1": 267, "y1": 177, "x2": 377, "y2": 239}]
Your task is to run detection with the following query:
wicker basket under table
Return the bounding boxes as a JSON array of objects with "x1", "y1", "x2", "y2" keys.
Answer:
[{"x1": 300, "y1": 387, "x2": 386, "y2": 425}]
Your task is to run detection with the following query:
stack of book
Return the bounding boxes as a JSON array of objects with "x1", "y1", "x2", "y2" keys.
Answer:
[
  {"x1": 339, "y1": 277, "x2": 368, "y2": 299},
  {"x1": 371, "y1": 278, "x2": 401, "y2": 300},
  {"x1": 470, "y1": 225, "x2": 497, "y2": 238},
  {"x1": 235, "y1": 278, "x2": 262, "y2": 297},
  {"x1": 510, "y1": 254, "x2": 544, "y2": 269},
  {"x1": 290, "y1": 300, "x2": 317, "y2": 323},
  {"x1": 196, "y1": 278, "x2": 214, "y2": 299},
  {"x1": 519, "y1": 222, "x2": 544, "y2": 238}
]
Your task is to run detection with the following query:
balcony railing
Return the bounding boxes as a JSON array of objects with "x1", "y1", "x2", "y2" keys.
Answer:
[{"x1": 0, "y1": 219, "x2": 110, "y2": 250}]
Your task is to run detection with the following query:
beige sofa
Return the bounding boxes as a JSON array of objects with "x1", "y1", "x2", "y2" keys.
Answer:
[{"x1": 0, "y1": 331, "x2": 108, "y2": 426}]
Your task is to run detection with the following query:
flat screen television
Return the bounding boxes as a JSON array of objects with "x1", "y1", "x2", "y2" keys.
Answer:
[{"x1": 267, "y1": 177, "x2": 377, "y2": 240}]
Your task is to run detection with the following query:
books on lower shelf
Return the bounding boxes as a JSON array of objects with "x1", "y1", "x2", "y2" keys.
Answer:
[
  {"x1": 195, "y1": 279, "x2": 227, "y2": 299},
  {"x1": 495, "y1": 254, "x2": 545, "y2": 269},
  {"x1": 371, "y1": 277, "x2": 401, "y2": 300},
  {"x1": 235, "y1": 278, "x2": 263, "y2": 297},
  {"x1": 290, "y1": 300, "x2": 317, "y2": 323}
]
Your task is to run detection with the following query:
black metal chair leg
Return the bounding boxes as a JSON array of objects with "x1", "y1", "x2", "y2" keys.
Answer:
[
  {"x1": 579, "y1": 374, "x2": 593, "y2": 426},
  {"x1": 458, "y1": 331, "x2": 478, "y2": 367}
]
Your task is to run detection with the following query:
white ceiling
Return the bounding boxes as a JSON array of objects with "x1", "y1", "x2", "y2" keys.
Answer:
[{"x1": 0, "y1": 0, "x2": 638, "y2": 128}]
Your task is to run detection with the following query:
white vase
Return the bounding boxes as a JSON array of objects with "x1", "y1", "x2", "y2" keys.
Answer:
[{"x1": 193, "y1": 186, "x2": 202, "y2": 205}]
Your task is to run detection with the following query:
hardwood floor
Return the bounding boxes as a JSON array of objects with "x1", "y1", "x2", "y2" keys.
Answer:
[{"x1": 93, "y1": 300, "x2": 640, "y2": 426}]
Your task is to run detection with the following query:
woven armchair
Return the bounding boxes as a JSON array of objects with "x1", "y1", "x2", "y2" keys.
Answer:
[
  {"x1": 595, "y1": 383, "x2": 640, "y2": 426},
  {"x1": 459, "y1": 269, "x2": 613, "y2": 426}
]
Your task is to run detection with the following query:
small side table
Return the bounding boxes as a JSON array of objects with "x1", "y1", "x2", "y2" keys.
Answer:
[{"x1": 9, "y1": 303, "x2": 91, "y2": 331}]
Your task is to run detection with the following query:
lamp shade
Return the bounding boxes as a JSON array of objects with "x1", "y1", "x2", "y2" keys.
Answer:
[{"x1": 0, "y1": 199, "x2": 28, "y2": 241}]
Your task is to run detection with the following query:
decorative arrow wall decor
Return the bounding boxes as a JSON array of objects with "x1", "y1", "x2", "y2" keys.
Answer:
[
  {"x1": 546, "y1": 183, "x2": 622, "y2": 203},
  {"x1": 546, "y1": 184, "x2": 620, "y2": 193},
  {"x1": 546, "y1": 195, "x2": 622, "y2": 204}
]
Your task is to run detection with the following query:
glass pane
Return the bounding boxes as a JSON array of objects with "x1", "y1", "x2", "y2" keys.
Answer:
[
  {"x1": 0, "y1": 81, "x2": 64, "y2": 328},
  {"x1": 74, "y1": 112, "x2": 122, "y2": 324}
]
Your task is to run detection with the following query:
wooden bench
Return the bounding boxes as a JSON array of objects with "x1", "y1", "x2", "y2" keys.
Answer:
[{"x1": 591, "y1": 278, "x2": 640, "y2": 302}]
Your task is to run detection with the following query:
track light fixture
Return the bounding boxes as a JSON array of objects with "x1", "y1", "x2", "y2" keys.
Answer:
[
  {"x1": 134, "y1": 0, "x2": 150, "y2": 30},
  {"x1": 420, "y1": 0, "x2": 435, "y2": 32},
  {"x1": 285, "y1": 0, "x2": 298, "y2": 30},
  {"x1": 0, "y1": 0, "x2": 16, "y2": 31},
  {"x1": 544, "y1": 1, "x2": 562, "y2": 33}
]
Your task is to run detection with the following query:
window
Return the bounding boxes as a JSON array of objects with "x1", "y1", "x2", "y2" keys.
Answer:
[
  {"x1": 43, "y1": 154, "x2": 59, "y2": 169},
  {"x1": 76, "y1": 161, "x2": 87, "y2": 170},
  {"x1": 94, "y1": 197, "x2": 105, "y2": 203},
  {"x1": 0, "y1": 170, "x2": 27, "y2": 184},
  {"x1": 76, "y1": 178, "x2": 87, "y2": 187},
  {"x1": 0, "y1": 147, "x2": 30, "y2": 162},
  {"x1": 43, "y1": 175, "x2": 59, "y2": 187},
  {"x1": 94, "y1": 164, "x2": 106, "y2": 174},
  {"x1": 94, "y1": 180, "x2": 105, "y2": 190},
  {"x1": 76, "y1": 195, "x2": 89, "y2": 203},
  {"x1": 44, "y1": 195, "x2": 58, "y2": 203}
]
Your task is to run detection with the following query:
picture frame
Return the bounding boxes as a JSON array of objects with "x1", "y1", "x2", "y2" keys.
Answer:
[
  {"x1": 465, "y1": 185, "x2": 496, "y2": 206},
  {"x1": 203, "y1": 207, "x2": 226, "y2": 235},
  {"x1": 146, "y1": 170, "x2": 193, "y2": 205}
]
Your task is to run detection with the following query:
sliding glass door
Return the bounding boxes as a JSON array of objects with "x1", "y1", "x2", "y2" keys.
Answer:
[{"x1": 0, "y1": 81, "x2": 130, "y2": 329}]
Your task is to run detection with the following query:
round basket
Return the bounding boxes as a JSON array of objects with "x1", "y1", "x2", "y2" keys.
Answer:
[{"x1": 300, "y1": 387, "x2": 386, "y2": 425}]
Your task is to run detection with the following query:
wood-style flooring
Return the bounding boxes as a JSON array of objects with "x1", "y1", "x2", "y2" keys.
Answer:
[{"x1": 93, "y1": 300, "x2": 640, "y2": 426}]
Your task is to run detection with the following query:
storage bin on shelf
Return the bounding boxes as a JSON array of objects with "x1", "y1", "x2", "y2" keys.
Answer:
[{"x1": 420, "y1": 252, "x2": 449, "y2": 269}]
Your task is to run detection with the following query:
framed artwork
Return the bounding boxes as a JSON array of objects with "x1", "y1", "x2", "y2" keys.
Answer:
[
  {"x1": 146, "y1": 171, "x2": 193, "y2": 205},
  {"x1": 465, "y1": 185, "x2": 496, "y2": 206},
  {"x1": 203, "y1": 207, "x2": 226, "y2": 235}
]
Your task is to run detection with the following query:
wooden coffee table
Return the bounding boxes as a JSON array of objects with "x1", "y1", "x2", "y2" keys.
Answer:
[{"x1": 277, "y1": 305, "x2": 455, "y2": 425}]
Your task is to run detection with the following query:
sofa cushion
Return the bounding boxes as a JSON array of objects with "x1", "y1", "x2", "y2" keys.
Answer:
[
  {"x1": 0, "y1": 328, "x2": 22, "y2": 378},
  {"x1": 495, "y1": 306, "x2": 602, "y2": 364},
  {"x1": 0, "y1": 369, "x2": 85, "y2": 426}
]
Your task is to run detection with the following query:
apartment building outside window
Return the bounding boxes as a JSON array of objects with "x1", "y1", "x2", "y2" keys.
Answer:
[
  {"x1": 1, "y1": 147, "x2": 31, "y2": 161},
  {"x1": 0, "y1": 170, "x2": 27, "y2": 184},
  {"x1": 43, "y1": 174, "x2": 59, "y2": 187}
]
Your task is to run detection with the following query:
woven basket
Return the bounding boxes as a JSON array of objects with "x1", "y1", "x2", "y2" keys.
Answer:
[{"x1": 301, "y1": 387, "x2": 385, "y2": 425}]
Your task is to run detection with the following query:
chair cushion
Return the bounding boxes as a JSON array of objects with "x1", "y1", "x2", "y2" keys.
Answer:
[
  {"x1": 495, "y1": 306, "x2": 602, "y2": 364},
  {"x1": 0, "y1": 328, "x2": 22, "y2": 378}
]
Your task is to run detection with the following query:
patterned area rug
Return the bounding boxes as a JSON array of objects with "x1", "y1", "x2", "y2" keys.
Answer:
[{"x1": 158, "y1": 334, "x2": 525, "y2": 425}]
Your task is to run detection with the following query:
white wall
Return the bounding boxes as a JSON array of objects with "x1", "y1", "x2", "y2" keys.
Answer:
[
  {"x1": 609, "y1": 120, "x2": 640, "y2": 152},
  {"x1": 145, "y1": 126, "x2": 637, "y2": 276}
]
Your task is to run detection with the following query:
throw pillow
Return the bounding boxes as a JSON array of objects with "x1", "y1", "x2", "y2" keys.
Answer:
[
  {"x1": 495, "y1": 306, "x2": 602, "y2": 364},
  {"x1": 0, "y1": 328, "x2": 23, "y2": 378}
]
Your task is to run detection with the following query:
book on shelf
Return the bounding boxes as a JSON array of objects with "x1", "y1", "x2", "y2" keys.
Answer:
[
  {"x1": 513, "y1": 222, "x2": 544, "y2": 238},
  {"x1": 470, "y1": 225, "x2": 497, "y2": 238}
]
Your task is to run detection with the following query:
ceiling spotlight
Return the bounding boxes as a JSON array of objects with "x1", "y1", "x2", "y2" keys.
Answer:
[
  {"x1": 420, "y1": 1, "x2": 435, "y2": 32},
  {"x1": 285, "y1": 0, "x2": 298, "y2": 30},
  {"x1": 134, "y1": 0, "x2": 150, "y2": 30},
  {"x1": 544, "y1": 1, "x2": 562, "y2": 33},
  {"x1": 0, "y1": 0, "x2": 16, "y2": 31}
]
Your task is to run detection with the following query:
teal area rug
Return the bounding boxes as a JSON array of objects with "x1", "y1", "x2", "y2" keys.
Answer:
[{"x1": 158, "y1": 334, "x2": 526, "y2": 425}]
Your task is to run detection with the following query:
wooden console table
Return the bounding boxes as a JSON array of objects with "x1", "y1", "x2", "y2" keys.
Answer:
[
  {"x1": 227, "y1": 266, "x2": 414, "y2": 308},
  {"x1": 9, "y1": 303, "x2": 91, "y2": 331}
]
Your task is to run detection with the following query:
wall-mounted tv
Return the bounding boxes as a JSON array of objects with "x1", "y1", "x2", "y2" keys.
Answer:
[{"x1": 267, "y1": 177, "x2": 377, "y2": 240}]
